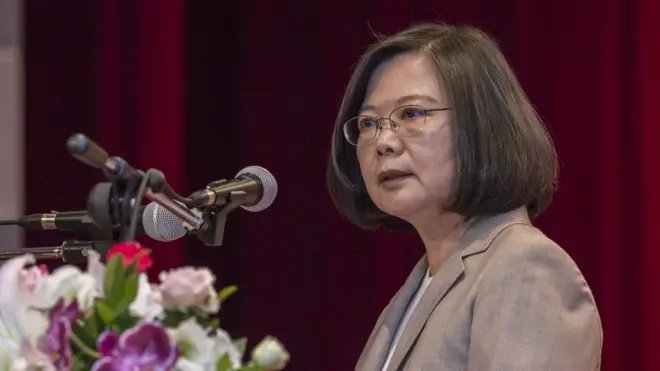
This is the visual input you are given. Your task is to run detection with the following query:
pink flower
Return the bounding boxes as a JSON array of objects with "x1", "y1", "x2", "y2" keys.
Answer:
[
  {"x1": 159, "y1": 267, "x2": 219, "y2": 312},
  {"x1": 106, "y1": 241, "x2": 153, "y2": 273}
]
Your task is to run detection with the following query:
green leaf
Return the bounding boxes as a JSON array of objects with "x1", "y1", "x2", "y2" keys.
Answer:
[
  {"x1": 238, "y1": 361, "x2": 264, "y2": 371},
  {"x1": 186, "y1": 306, "x2": 220, "y2": 330},
  {"x1": 218, "y1": 285, "x2": 238, "y2": 302},
  {"x1": 95, "y1": 300, "x2": 116, "y2": 323},
  {"x1": 190, "y1": 306, "x2": 210, "y2": 319},
  {"x1": 126, "y1": 258, "x2": 139, "y2": 276},
  {"x1": 70, "y1": 355, "x2": 90, "y2": 371},
  {"x1": 69, "y1": 331, "x2": 100, "y2": 369},
  {"x1": 72, "y1": 321, "x2": 96, "y2": 349},
  {"x1": 205, "y1": 318, "x2": 220, "y2": 330},
  {"x1": 112, "y1": 273, "x2": 139, "y2": 316},
  {"x1": 114, "y1": 296, "x2": 133, "y2": 318},
  {"x1": 233, "y1": 337, "x2": 247, "y2": 360},
  {"x1": 177, "y1": 340, "x2": 195, "y2": 358},
  {"x1": 114, "y1": 313, "x2": 140, "y2": 331},
  {"x1": 161, "y1": 309, "x2": 189, "y2": 328},
  {"x1": 216, "y1": 354, "x2": 234, "y2": 371},
  {"x1": 82, "y1": 310, "x2": 101, "y2": 338},
  {"x1": 123, "y1": 273, "x2": 139, "y2": 300},
  {"x1": 103, "y1": 254, "x2": 125, "y2": 300}
]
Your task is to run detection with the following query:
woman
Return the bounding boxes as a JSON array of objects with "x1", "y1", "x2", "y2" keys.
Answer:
[{"x1": 326, "y1": 23, "x2": 602, "y2": 371}]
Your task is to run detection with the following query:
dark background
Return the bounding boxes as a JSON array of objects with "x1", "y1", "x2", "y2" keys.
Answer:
[{"x1": 22, "y1": 0, "x2": 660, "y2": 370}]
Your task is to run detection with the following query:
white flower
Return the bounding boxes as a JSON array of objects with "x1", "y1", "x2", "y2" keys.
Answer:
[
  {"x1": 86, "y1": 249, "x2": 105, "y2": 294},
  {"x1": 0, "y1": 252, "x2": 101, "y2": 357},
  {"x1": 38, "y1": 265, "x2": 98, "y2": 312},
  {"x1": 0, "y1": 344, "x2": 19, "y2": 371},
  {"x1": 209, "y1": 330, "x2": 242, "y2": 368},
  {"x1": 10, "y1": 341, "x2": 55, "y2": 371},
  {"x1": 16, "y1": 251, "x2": 99, "y2": 313},
  {"x1": 159, "y1": 267, "x2": 219, "y2": 313},
  {"x1": 129, "y1": 273, "x2": 164, "y2": 321},
  {"x1": 0, "y1": 339, "x2": 55, "y2": 371},
  {"x1": 169, "y1": 318, "x2": 241, "y2": 371},
  {"x1": 0, "y1": 254, "x2": 52, "y2": 345},
  {"x1": 251, "y1": 336, "x2": 289, "y2": 371}
]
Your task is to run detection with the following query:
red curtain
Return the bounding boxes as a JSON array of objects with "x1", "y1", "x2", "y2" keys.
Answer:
[
  {"x1": 95, "y1": 0, "x2": 185, "y2": 275},
  {"x1": 23, "y1": 0, "x2": 660, "y2": 370}
]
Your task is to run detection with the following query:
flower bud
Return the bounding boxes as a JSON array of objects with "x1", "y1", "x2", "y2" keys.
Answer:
[{"x1": 251, "y1": 336, "x2": 290, "y2": 370}]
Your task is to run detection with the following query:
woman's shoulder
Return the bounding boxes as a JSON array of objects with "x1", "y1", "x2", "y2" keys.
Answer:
[
  {"x1": 478, "y1": 222, "x2": 593, "y2": 295},
  {"x1": 488, "y1": 222, "x2": 572, "y2": 263},
  {"x1": 462, "y1": 223, "x2": 603, "y2": 371}
]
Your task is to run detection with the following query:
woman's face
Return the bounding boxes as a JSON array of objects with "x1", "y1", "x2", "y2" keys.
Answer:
[{"x1": 356, "y1": 52, "x2": 454, "y2": 222}]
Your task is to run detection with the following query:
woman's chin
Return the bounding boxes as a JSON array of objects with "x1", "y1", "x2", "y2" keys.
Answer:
[{"x1": 375, "y1": 196, "x2": 429, "y2": 221}]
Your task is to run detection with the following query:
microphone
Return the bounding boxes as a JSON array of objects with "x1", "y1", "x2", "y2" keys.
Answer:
[
  {"x1": 15, "y1": 210, "x2": 97, "y2": 231},
  {"x1": 4, "y1": 208, "x2": 146, "y2": 240},
  {"x1": 187, "y1": 165, "x2": 278, "y2": 211},
  {"x1": 0, "y1": 240, "x2": 115, "y2": 264},
  {"x1": 6, "y1": 206, "x2": 187, "y2": 243},
  {"x1": 142, "y1": 165, "x2": 278, "y2": 244},
  {"x1": 141, "y1": 202, "x2": 188, "y2": 242},
  {"x1": 4, "y1": 166, "x2": 278, "y2": 246}
]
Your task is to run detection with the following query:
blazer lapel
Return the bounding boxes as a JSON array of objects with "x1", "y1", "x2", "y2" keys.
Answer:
[
  {"x1": 356, "y1": 258, "x2": 428, "y2": 371},
  {"x1": 384, "y1": 252, "x2": 465, "y2": 371},
  {"x1": 383, "y1": 208, "x2": 532, "y2": 370}
]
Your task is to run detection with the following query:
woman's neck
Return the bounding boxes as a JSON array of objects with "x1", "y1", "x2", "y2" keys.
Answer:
[{"x1": 409, "y1": 211, "x2": 472, "y2": 277}]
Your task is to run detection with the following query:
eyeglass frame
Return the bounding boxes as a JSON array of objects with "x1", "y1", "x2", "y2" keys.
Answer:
[{"x1": 342, "y1": 104, "x2": 452, "y2": 146}]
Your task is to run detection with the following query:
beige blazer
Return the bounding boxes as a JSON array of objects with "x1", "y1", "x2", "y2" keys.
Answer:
[{"x1": 356, "y1": 207, "x2": 603, "y2": 371}]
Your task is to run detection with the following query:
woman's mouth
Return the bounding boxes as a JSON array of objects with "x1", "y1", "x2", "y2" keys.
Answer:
[{"x1": 378, "y1": 169, "x2": 414, "y2": 184}]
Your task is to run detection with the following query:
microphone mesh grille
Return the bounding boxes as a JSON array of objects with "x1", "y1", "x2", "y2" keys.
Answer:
[
  {"x1": 236, "y1": 165, "x2": 278, "y2": 212},
  {"x1": 142, "y1": 202, "x2": 188, "y2": 242}
]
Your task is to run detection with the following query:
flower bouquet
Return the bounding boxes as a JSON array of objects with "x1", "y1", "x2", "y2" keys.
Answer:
[{"x1": 0, "y1": 241, "x2": 289, "y2": 370}]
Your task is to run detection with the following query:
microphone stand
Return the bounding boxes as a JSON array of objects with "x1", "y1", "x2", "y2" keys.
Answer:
[
  {"x1": 0, "y1": 134, "x2": 204, "y2": 266},
  {"x1": 0, "y1": 240, "x2": 114, "y2": 263},
  {"x1": 67, "y1": 134, "x2": 151, "y2": 241},
  {"x1": 68, "y1": 133, "x2": 205, "y2": 242}
]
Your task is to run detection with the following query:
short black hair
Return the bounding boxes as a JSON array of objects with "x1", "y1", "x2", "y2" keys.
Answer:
[{"x1": 326, "y1": 22, "x2": 558, "y2": 230}]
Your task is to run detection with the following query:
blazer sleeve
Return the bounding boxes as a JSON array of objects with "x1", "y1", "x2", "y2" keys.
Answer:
[{"x1": 467, "y1": 237, "x2": 603, "y2": 371}]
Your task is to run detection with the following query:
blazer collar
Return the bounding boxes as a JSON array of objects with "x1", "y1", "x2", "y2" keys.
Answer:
[
  {"x1": 357, "y1": 207, "x2": 531, "y2": 371},
  {"x1": 460, "y1": 206, "x2": 531, "y2": 258}
]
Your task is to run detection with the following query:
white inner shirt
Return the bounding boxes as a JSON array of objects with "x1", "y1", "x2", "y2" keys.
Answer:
[{"x1": 381, "y1": 268, "x2": 433, "y2": 370}]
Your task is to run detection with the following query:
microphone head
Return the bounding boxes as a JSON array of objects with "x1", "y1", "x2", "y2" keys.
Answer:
[
  {"x1": 142, "y1": 202, "x2": 188, "y2": 242},
  {"x1": 236, "y1": 165, "x2": 277, "y2": 212}
]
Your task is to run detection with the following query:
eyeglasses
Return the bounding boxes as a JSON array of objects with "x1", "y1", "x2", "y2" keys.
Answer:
[{"x1": 342, "y1": 105, "x2": 451, "y2": 146}]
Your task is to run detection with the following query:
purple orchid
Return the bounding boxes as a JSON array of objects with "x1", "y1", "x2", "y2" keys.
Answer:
[
  {"x1": 91, "y1": 322, "x2": 179, "y2": 371},
  {"x1": 41, "y1": 298, "x2": 79, "y2": 370}
]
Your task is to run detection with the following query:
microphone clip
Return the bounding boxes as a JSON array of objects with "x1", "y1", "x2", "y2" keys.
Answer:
[{"x1": 195, "y1": 196, "x2": 245, "y2": 247}]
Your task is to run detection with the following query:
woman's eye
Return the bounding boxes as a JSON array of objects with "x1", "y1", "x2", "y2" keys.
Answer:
[
  {"x1": 401, "y1": 107, "x2": 425, "y2": 119},
  {"x1": 359, "y1": 118, "x2": 379, "y2": 130}
]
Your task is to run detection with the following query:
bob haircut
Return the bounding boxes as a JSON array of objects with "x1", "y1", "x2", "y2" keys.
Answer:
[{"x1": 326, "y1": 22, "x2": 558, "y2": 230}]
